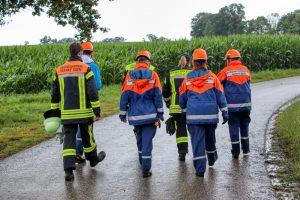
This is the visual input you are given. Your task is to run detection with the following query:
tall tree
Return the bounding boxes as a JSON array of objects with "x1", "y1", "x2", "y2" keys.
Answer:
[
  {"x1": 214, "y1": 3, "x2": 246, "y2": 35},
  {"x1": 0, "y1": 0, "x2": 113, "y2": 40},
  {"x1": 245, "y1": 16, "x2": 271, "y2": 34},
  {"x1": 277, "y1": 10, "x2": 300, "y2": 34},
  {"x1": 191, "y1": 13, "x2": 216, "y2": 37}
]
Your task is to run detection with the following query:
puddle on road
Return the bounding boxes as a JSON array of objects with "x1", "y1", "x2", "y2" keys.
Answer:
[{"x1": 264, "y1": 101, "x2": 300, "y2": 200}]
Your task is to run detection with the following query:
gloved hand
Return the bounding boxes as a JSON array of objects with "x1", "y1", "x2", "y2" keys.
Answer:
[
  {"x1": 165, "y1": 117, "x2": 176, "y2": 136},
  {"x1": 222, "y1": 111, "x2": 229, "y2": 124},
  {"x1": 157, "y1": 112, "x2": 164, "y2": 121},
  {"x1": 119, "y1": 115, "x2": 127, "y2": 123}
]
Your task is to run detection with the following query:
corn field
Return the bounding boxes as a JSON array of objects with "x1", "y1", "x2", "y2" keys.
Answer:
[{"x1": 0, "y1": 34, "x2": 299, "y2": 94}]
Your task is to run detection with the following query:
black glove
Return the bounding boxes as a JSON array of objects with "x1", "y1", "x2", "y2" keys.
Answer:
[
  {"x1": 222, "y1": 111, "x2": 229, "y2": 124},
  {"x1": 165, "y1": 117, "x2": 176, "y2": 136},
  {"x1": 157, "y1": 112, "x2": 164, "y2": 121},
  {"x1": 119, "y1": 114, "x2": 126, "y2": 123}
]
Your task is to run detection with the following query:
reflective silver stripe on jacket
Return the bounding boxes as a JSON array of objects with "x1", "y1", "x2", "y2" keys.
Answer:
[
  {"x1": 119, "y1": 110, "x2": 127, "y2": 115},
  {"x1": 193, "y1": 156, "x2": 206, "y2": 160},
  {"x1": 220, "y1": 107, "x2": 228, "y2": 112},
  {"x1": 186, "y1": 114, "x2": 218, "y2": 120},
  {"x1": 227, "y1": 103, "x2": 251, "y2": 108},
  {"x1": 227, "y1": 70, "x2": 249, "y2": 77},
  {"x1": 58, "y1": 74, "x2": 84, "y2": 78},
  {"x1": 206, "y1": 150, "x2": 216, "y2": 154},
  {"x1": 157, "y1": 108, "x2": 164, "y2": 113},
  {"x1": 128, "y1": 113, "x2": 157, "y2": 121},
  {"x1": 142, "y1": 156, "x2": 151, "y2": 159}
]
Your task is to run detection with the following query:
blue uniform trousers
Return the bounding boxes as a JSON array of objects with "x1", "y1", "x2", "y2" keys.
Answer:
[
  {"x1": 135, "y1": 124, "x2": 157, "y2": 173},
  {"x1": 228, "y1": 110, "x2": 251, "y2": 156},
  {"x1": 188, "y1": 124, "x2": 218, "y2": 173}
]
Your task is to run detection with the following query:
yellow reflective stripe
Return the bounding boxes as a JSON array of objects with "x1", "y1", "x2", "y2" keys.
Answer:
[
  {"x1": 84, "y1": 124, "x2": 96, "y2": 153},
  {"x1": 78, "y1": 77, "x2": 86, "y2": 109},
  {"x1": 61, "y1": 113, "x2": 94, "y2": 120},
  {"x1": 176, "y1": 137, "x2": 188, "y2": 144},
  {"x1": 63, "y1": 149, "x2": 76, "y2": 157},
  {"x1": 169, "y1": 105, "x2": 182, "y2": 114},
  {"x1": 149, "y1": 65, "x2": 155, "y2": 71},
  {"x1": 125, "y1": 63, "x2": 155, "y2": 71},
  {"x1": 91, "y1": 100, "x2": 100, "y2": 108},
  {"x1": 51, "y1": 103, "x2": 60, "y2": 109},
  {"x1": 86, "y1": 71, "x2": 94, "y2": 80},
  {"x1": 58, "y1": 77, "x2": 65, "y2": 109},
  {"x1": 61, "y1": 108, "x2": 93, "y2": 114}
]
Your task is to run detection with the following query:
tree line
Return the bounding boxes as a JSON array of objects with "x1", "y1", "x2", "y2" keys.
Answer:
[{"x1": 191, "y1": 3, "x2": 300, "y2": 37}]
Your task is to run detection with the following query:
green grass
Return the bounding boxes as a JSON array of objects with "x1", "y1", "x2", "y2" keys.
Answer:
[
  {"x1": 252, "y1": 68, "x2": 300, "y2": 83},
  {"x1": 0, "y1": 85, "x2": 120, "y2": 159},
  {"x1": 1, "y1": 68, "x2": 300, "y2": 159},
  {"x1": 276, "y1": 100, "x2": 300, "y2": 182}
]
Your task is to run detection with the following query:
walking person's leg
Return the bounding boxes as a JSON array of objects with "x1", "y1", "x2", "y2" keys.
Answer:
[
  {"x1": 240, "y1": 110, "x2": 251, "y2": 155},
  {"x1": 228, "y1": 112, "x2": 241, "y2": 158},
  {"x1": 76, "y1": 125, "x2": 85, "y2": 163},
  {"x1": 175, "y1": 115, "x2": 188, "y2": 161},
  {"x1": 204, "y1": 124, "x2": 218, "y2": 166}
]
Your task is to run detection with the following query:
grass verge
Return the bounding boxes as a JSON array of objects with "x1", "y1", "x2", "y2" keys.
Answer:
[
  {"x1": 276, "y1": 100, "x2": 300, "y2": 183},
  {"x1": 1, "y1": 68, "x2": 300, "y2": 159},
  {"x1": 251, "y1": 68, "x2": 300, "y2": 83},
  {"x1": 0, "y1": 85, "x2": 120, "y2": 159}
]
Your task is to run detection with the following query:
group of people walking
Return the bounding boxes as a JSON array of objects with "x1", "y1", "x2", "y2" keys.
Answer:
[{"x1": 49, "y1": 42, "x2": 252, "y2": 181}]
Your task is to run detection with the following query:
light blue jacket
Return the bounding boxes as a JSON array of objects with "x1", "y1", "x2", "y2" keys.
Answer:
[{"x1": 82, "y1": 55, "x2": 103, "y2": 90}]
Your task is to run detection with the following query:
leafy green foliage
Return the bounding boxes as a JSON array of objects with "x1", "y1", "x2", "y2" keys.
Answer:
[
  {"x1": 0, "y1": 34, "x2": 299, "y2": 94},
  {"x1": 0, "y1": 0, "x2": 113, "y2": 40},
  {"x1": 278, "y1": 10, "x2": 300, "y2": 34}
]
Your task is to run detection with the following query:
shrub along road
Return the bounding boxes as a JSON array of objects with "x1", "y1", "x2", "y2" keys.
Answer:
[{"x1": 0, "y1": 77, "x2": 300, "y2": 199}]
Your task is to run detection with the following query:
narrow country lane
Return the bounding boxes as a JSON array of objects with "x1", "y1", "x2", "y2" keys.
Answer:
[{"x1": 1, "y1": 77, "x2": 300, "y2": 200}]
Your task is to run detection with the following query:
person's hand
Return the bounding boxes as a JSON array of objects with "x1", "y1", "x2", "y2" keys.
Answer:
[
  {"x1": 119, "y1": 115, "x2": 127, "y2": 123},
  {"x1": 94, "y1": 116, "x2": 101, "y2": 122},
  {"x1": 155, "y1": 121, "x2": 161, "y2": 128},
  {"x1": 157, "y1": 113, "x2": 164, "y2": 121}
]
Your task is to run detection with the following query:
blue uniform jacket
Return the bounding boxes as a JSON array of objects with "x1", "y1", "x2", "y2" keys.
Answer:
[
  {"x1": 119, "y1": 63, "x2": 164, "y2": 126},
  {"x1": 179, "y1": 69, "x2": 228, "y2": 125},
  {"x1": 82, "y1": 55, "x2": 103, "y2": 90},
  {"x1": 217, "y1": 60, "x2": 251, "y2": 112}
]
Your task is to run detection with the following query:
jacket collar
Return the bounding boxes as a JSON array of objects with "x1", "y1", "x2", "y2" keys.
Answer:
[
  {"x1": 69, "y1": 55, "x2": 83, "y2": 62},
  {"x1": 134, "y1": 62, "x2": 150, "y2": 70},
  {"x1": 81, "y1": 55, "x2": 94, "y2": 64},
  {"x1": 228, "y1": 60, "x2": 242, "y2": 66}
]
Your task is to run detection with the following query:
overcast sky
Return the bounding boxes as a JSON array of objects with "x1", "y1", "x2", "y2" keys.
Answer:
[{"x1": 0, "y1": 0, "x2": 299, "y2": 45}]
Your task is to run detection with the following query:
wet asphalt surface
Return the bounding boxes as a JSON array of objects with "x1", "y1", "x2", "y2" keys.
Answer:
[{"x1": 1, "y1": 77, "x2": 300, "y2": 200}]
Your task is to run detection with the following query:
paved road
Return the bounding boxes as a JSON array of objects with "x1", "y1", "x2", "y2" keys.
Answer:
[{"x1": 1, "y1": 77, "x2": 300, "y2": 200}]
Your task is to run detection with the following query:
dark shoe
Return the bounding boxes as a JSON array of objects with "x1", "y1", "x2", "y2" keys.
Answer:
[
  {"x1": 65, "y1": 169, "x2": 74, "y2": 181},
  {"x1": 143, "y1": 171, "x2": 152, "y2": 178},
  {"x1": 208, "y1": 161, "x2": 215, "y2": 167},
  {"x1": 178, "y1": 153, "x2": 186, "y2": 162},
  {"x1": 232, "y1": 154, "x2": 239, "y2": 159},
  {"x1": 196, "y1": 172, "x2": 204, "y2": 177},
  {"x1": 76, "y1": 155, "x2": 86, "y2": 164},
  {"x1": 90, "y1": 151, "x2": 106, "y2": 167}
]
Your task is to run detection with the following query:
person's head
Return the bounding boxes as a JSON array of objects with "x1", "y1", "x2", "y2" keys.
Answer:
[
  {"x1": 192, "y1": 48, "x2": 208, "y2": 69},
  {"x1": 224, "y1": 49, "x2": 241, "y2": 65},
  {"x1": 178, "y1": 53, "x2": 191, "y2": 68},
  {"x1": 81, "y1": 41, "x2": 94, "y2": 57},
  {"x1": 136, "y1": 50, "x2": 151, "y2": 66},
  {"x1": 69, "y1": 42, "x2": 83, "y2": 57}
]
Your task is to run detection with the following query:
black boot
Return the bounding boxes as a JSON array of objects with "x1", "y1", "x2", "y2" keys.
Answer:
[
  {"x1": 196, "y1": 172, "x2": 204, "y2": 177},
  {"x1": 178, "y1": 153, "x2": 186, "y2": 162},
  {"x1": 65, "y1": 169, "x2": 74, "y2": 181},
  {"x1": 90, "y1": 151, "x2": 106, "y2": 167},
  {"x1": 143, "y1": 171, "x2": 152, "y2": 178}
]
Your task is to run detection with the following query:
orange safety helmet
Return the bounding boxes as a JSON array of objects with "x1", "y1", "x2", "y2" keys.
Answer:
[
  {"x1": 224, "y1": 49, "x2": 241, "y2": 60},
  {"x1": 192, "y1": 48, "x2": 208, "y2": 60},
  {"x1": 82, "y1": 41, "x2": 94, "y2": 51},
  {"x1": 136, "y1": 50, "x2": 151, "y2": 61}
]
